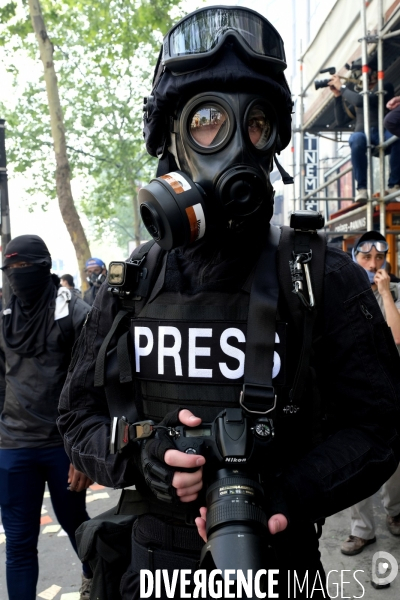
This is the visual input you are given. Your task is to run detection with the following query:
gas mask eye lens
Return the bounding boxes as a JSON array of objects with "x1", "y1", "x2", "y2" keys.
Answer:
[
  {"x1": 247, "y1": 107, "x2": 271, "y2": 149},
  {"x1": 189, "y1": 104, "x2": 229, "y2": 148}
]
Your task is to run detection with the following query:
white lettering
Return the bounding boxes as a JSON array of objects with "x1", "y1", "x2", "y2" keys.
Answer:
[
  {"x1": 140, "y1": 570, "x2": 153, "y2": 598},
  {"x1": 140, "y1": 569, "x2": 284, "y2": 598},
  {"x1": 188, "y1": 328, "x2": 212, "y2": 378},
  {"x1": 305, "y1": 150, "x2": 317, "y2": 163},
  {"x1": 311, "y1": 571, "x2": 326, "y2": 597},
  {"x1": 237, "y1": 569, "x2": 253, "y2": 598},
  {"x1": 254, "y1": 569, "x2": 267, "y2": 598},
  {"x1": 268, "y1": 570, "x2": 279, "y2": 599},
  {"x1": 353, "y1": 570, "x2": 365, "y2": 599},
  {"x1": 326, "y1": 570, "x2": 339, "y2": 598},
  {"x1": 208, "y1": 570, "x2": 223, "y2": 598},
  {"x1": 219, "y1": 328, "x2": 245, "y2": 379},
  {"x1": 180, "y1": 570, "x2": 192, "y2": 598},
  {"x1": 158, "y1": 326, "x2": 182, "y2": 376},
  {"x1": 163, "y1": 569, "x2": 178, "y2": 598},
  {"x1": 134, "y1": 327, "x2": 154, "y2": 373},
  {"x1": 192, "y1": 569, "x2": 207, "y2": 598},
  {"x1": 272, "y1": 332, "x2": 281, "y2": 379},
  {"x1": 305, "y1": 177, "x2": 317, "y2": 190},
  {"x1": 306, "y1": 164, "x2": 317, "y2": 177},
  {"x1": 340, "y1": 570, "x2": 351, "y2": 599},
  {"x1": 224, "y1": 570, "x2": 236, "y2": 598},
  {"x1": 293, "y1": 570, "x2": 308, "y2": 594}
]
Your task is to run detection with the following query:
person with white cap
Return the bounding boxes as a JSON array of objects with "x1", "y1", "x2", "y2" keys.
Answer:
[{"x1": 341, "y1": 230, "x2": 400, "y2": 556}]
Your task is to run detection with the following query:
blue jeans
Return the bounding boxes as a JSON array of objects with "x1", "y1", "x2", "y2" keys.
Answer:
[
  {"x1": 349, "y1": 127, "x2": 400, "y2": 189},
  {"x1": 0, "y1": 446, "x2": 91, "y2": 600}
]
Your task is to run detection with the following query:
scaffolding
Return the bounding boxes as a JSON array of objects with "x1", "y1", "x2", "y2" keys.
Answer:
[{"x1": 296, "y1": 0, "x2": 400, "y2": 240}]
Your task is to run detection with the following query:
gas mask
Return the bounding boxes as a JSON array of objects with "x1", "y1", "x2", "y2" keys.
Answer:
[
  {"x1": 86, "y1": 270, "x2": 107, "y2": 287},
  {"x1": 139, "y1": 92, "x2": 277, "y2": 250}
]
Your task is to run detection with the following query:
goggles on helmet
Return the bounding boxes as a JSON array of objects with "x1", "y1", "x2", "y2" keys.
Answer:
[
  {"x1": 162, "y1": 6, "x2": 287, "y2": 75},
  {"x1": 356, "y1": 240, "x2": 388, "y2": 253}
]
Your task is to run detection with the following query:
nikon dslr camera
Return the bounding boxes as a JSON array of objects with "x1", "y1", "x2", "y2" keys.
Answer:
[{"x1": 168, "y1": 408, "x2": 274, "y2": 576}]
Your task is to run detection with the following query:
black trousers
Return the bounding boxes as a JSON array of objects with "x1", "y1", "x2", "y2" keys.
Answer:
[{"x1": 120, "y1": 516, "x2": 326, "y2": 599}]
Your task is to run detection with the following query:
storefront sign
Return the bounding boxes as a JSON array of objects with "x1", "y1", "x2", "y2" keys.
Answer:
[
  {"x1": 329, "y1": 209, "x2": 367, "y2": 233},
  {"x1": 304, "y1": 133, "x2": 319, "y2": 212}
]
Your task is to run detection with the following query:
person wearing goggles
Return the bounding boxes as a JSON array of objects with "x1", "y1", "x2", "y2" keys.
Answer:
[
  {"x1": 83, "y1": 257, "x2": 107, "y2": 306},
  {"x1": 58, "y1": 7, "x2": 400, "y2": 600},
  {"x1": 341, "y1": 231, "x2": 400, "y2": 557}
]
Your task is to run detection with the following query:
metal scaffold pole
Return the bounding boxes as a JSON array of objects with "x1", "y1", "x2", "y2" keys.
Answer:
[
  {"x1": 299, "y1": 49, "x2": 305, "y2": 211},
  {"x1": 360, "y1": 0, "x2": 374, "y2": 231},
  {"x1": 377, "y1": 0, "x2": 386, "y2": 235}
]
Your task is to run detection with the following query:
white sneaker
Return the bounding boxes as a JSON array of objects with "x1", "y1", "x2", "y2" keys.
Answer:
[
  {"x1": 355, "y1": 189, "x2": 368, "y2": 201},
  {"x1": 388, "y1": 185, "x2": 400, "y2": 201}
]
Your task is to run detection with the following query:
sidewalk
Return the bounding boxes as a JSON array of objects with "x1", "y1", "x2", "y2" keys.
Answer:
[
  {"x1": 0, "y1": 484, "x2": 121, "y2": 600},
  {"x1": 321, "y1": 494, "x2": 400, "y2": 599}
]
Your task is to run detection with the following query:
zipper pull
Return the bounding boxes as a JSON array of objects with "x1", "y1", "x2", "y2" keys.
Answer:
[{"x1": 360, "y1": 303, "x2": 373, "y2": 319}]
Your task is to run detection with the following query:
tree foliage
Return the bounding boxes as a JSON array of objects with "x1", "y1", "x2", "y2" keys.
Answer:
[{"x1": 0, "y1": 0, "x2": 184, "y2": 252}]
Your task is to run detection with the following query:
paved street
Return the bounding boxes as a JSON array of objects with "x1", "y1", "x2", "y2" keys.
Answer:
[
  {"x1": 1, "y1": 487, "x2": 400, "y2": 599},
  {"x1": 0, "y1": 484, "x2": 121, "y2": 600}
]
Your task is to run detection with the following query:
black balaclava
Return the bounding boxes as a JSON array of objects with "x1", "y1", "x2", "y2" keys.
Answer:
[
  {"x1": 140, "y1": 8, "x2": 293, "y2": 250},
  {"x1": 1, "y1": 235, "x2": 57, "y2": 357}
]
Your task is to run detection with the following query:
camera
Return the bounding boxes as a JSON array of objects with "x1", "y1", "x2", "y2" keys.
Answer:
[
  {"x1": 314, "y1": 66, "x2": 336, "y2": 90},
  {"x1": 108, "y1": 259, "x2": 148, "y2": 299},
  {"x1": 168, "y1": 408, "x2": 274, "y2": 578}
]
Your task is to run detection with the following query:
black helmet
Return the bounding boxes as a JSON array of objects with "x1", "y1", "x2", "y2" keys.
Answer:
[{"x1": 143, "y1": 6, "x2": 293, "y2": 166}]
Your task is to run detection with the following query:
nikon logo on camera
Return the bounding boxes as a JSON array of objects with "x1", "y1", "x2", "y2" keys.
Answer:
[{"x1": 225, "y1": 457, "x2": 247, "y2": 463}]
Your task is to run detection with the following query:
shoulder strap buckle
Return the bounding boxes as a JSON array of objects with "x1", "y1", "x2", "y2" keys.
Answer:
[
  {"x1": 110, "y1": 417, "x2": 155, "y2": 454},
  {"x1": 239, "y1": 384, "x2": 277, "y2": 415}
]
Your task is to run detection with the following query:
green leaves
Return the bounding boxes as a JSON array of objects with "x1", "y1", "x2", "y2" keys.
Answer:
[
  {"x1": 0, "y1": 0, "x2": 183, "y2": 251},
  {"x1": 0, "y1": 2, "x2": 17, "y2": 24}
]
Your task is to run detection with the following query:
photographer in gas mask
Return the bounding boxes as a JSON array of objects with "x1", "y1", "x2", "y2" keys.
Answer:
[
  {"x1": 58, "y1": 7, "x2": 400, "y2": 600},
  {"x1": 83, "y1": 257, "x2": 107, "y2": 306},
  {"x1": 329, "y1": 70, "x2": 400, "y2": 202}
]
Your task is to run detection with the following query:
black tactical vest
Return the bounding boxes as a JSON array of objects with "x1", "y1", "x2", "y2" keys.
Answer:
[{"x1": 131, "y1": 288, "x2": 288, "y2": 423}]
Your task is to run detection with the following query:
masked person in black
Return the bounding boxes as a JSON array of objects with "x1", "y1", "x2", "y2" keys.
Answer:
[
  {"x1": 83, "y1": 257, "x2": 107, "y2": 306},
  {"x1": 0, "y1": 235, "x2": 94, "y2": 600},
  {"x1": 58, "y1": 7, "x2": 400, "y2": 599}
]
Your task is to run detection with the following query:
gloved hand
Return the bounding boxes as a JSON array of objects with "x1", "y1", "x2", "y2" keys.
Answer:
[{"x1": 140, "y1": 408, "x2": 205, "y2": 503}]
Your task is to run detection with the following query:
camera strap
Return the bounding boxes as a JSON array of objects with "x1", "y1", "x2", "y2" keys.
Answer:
[
  {"x1": 240, "y1": 224, "x2": 281, "y2": 414},
  {"x1": 277, "y1": 226, "x2": 326, "y2": 407}
]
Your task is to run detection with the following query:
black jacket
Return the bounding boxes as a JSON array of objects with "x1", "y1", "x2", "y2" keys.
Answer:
[
  {"x1": 57, "y1": 241, "x2": 400, "y2": 524},
  {"x1": 384, "y1": 105, "x2": 400, "y2": 138},
  {"x1": 84, "y1": 284, "x2": 99, "y2": 307},
  {"x1": 334, "y1": 83, "x2": 394, "y2": 132},
  {"x1": 0, "y1": 294, "x2": 90, "y2": 449}
]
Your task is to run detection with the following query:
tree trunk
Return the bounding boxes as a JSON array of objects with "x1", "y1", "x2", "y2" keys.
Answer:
[
  {"x1": 130, "y1": 183, "x2": 141, "y2": 247},
  {"x1": 28, "y1": 0, "x2": 91, "y2": 289}
]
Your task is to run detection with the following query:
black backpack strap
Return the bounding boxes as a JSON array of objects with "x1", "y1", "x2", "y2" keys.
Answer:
[
  {"x1": 278, "y1": 225, "x2": 326, "y2": 407},
  {"x1": 95, "y1": 241, "x2": 165, "y2": 389},
  {"x1": 94, "y1": 241, "x2": 165, "y2": 452},
  {"x1": 241, "y1": 224, "x2": 281, "y2": 414}
]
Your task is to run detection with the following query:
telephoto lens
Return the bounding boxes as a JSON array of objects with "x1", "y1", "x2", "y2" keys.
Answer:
[
  {"x1": 200, "y1": 467, "x2": 270, "y2": 594},
  {"x1": 314, "y1": 78, "x2": 331, "y2": 90}
]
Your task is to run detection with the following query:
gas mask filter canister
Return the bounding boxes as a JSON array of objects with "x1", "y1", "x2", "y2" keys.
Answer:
[{"x1": 139, "y1": 171, "x2": 208, "y2": 251}]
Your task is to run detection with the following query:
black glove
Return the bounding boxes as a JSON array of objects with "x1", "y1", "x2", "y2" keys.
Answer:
[{"x1": 140, "y1": 407, "x2": 191, "y2": 503}]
